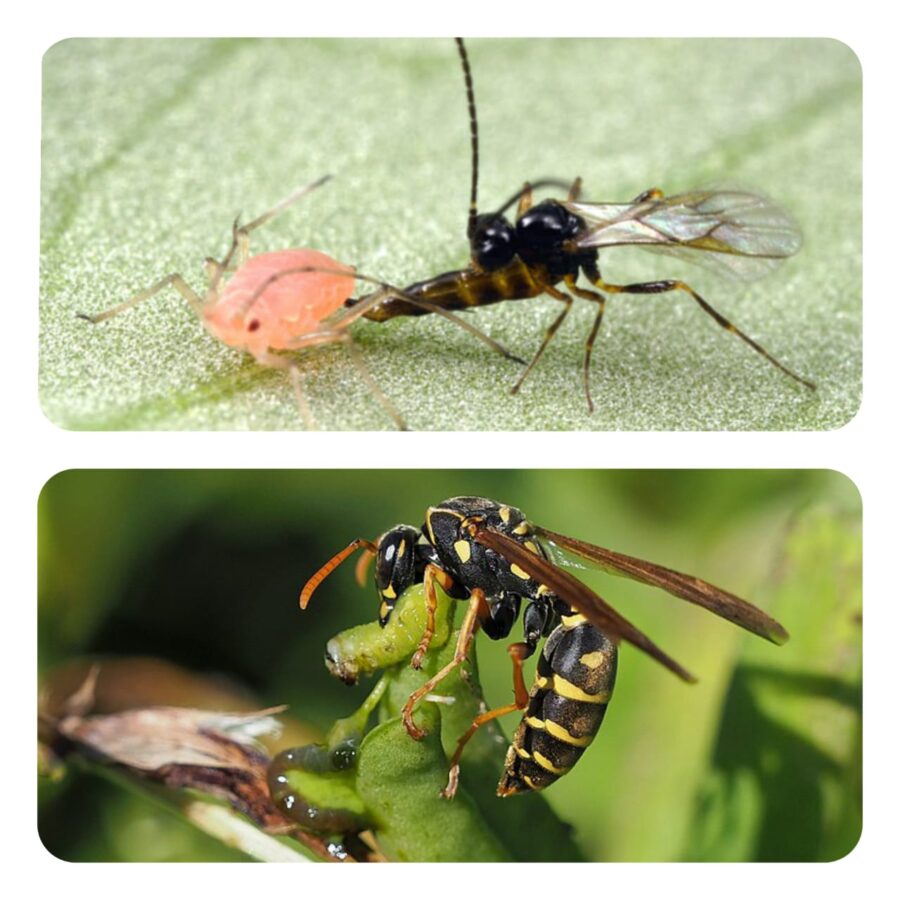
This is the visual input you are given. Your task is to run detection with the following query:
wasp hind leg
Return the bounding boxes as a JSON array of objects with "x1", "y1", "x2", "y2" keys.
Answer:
[
  {"x1": 586, "y1": 273, "x2": 816, "y2": 390},
  {"x1": 510, "y1": 284, "x2": 575, "y2": 396},
  {"x1": 441, "y1": 641, "x2": 532, "y2": 799}
]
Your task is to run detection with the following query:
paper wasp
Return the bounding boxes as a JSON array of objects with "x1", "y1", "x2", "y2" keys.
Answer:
[
  {"x1": 301, "y1": 496, "x2": 789, "y2": 797},
  {"x1": 337, "y1": 39, "x2": 816, "y2": 408}
]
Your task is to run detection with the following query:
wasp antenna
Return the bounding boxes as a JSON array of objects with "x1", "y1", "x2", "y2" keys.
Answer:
[
  {"x1": 300, "y1": 538, "x2": 376, "y2": 609},
  {"x1": 455, "y1": 38, "x2": 479, "y2": 240}
]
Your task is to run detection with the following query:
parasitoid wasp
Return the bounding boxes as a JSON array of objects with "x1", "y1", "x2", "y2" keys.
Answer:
[
  {"x1": 333, "y1": 39, "x2": 816, "y2": 409},
  {"x1": 300, "y1": 496, "x2": 789, "y2": 798}
]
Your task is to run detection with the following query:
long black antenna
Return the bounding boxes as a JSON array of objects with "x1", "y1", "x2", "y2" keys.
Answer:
[{"x1": 455, "y1": 38, "x2": 479, "y2": 240}]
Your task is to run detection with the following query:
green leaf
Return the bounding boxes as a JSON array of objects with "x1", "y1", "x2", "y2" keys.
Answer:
[
  {"x1": 685, "y1": 504, "x2": 862, "y2": 860},
  {"x1": 41, "y1": 39, "x2": 860, "y2": 430}
]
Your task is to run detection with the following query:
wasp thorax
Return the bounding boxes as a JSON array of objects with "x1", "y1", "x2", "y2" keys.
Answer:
[{"x1": 516, "y1": 201, "x2": 582, "y2": 260}]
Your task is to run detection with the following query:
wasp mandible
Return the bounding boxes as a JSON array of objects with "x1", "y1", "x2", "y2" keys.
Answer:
[{"x1": 301, "y1": 496, "x2": 789, "y2": 798}]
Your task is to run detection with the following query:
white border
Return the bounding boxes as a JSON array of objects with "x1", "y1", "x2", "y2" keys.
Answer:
[{"x1": 10, "y1": 0, "x2": 895, "y2": 897}]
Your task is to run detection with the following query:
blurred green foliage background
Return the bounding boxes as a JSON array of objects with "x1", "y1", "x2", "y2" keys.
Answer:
[
  {"x1": 38, "y1": 470, "x2": 861, "y2": 861},
  {"x1": 40, "y1": 39, "x2": 860, "y2": 430}
]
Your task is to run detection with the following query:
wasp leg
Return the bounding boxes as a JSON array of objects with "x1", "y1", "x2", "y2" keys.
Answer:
[
  {"x1": 510, "y1": 284, "x2": 574, "y2": 396},
  {"x1": 76, "y1": 273, "x2": 205, "y2": 324},
  {"x1": 300, "y1": 537, "x2": 378, "y2": 609},
  {"x1": 401, "y1": 589, "x2": 487, "y2": 741},
  {"x1": 517, "y1": 182, "x2": 534, "y2": 218},
  {"x1": 632, "y1": 187, "x2": 664, "y2": 203},
  {"x1": 567, "y1": 177, "x2": 583, "y2": 203},
  {"x1": 589, "y1": 275, "x2": 817, "y2": 390},
  {"x1": 564, "y1": 273, "x2": 607, "y2": 413},
  {"x1": 441, "y1": 641, "x2": 532, "y2": 799},
  {"x1": 411, "y1": 565, "x2": 457, "y2": 670}
]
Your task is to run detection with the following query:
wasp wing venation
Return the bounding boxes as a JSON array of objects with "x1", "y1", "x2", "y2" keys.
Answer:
[
  {"x1": 567, "y1": 190, "x2": 802, "y2": 281},
  {"x1": 471, "y1": 526, "x2": 696, "y2": 683},
  {"x1": 536, "y1": 527, "x2": 789, "y2": 645}
]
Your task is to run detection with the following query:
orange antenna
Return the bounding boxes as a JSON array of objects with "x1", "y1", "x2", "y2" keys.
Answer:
[{"x1": 300, "y1": 538, "x2": 377, "y2": 609}]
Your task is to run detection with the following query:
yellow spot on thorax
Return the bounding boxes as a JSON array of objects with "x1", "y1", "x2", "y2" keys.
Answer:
[
  {"x1": 510, "y1": 564, "x2": 531, "y2": 580},
  {"x1": 499, "y1": 506, "x2": 511, "y2": 523},
  {"x1": 561, "y1": 613, "x2": 588, "y2": 629},
  {"x1": 453, "y1": 540, "x2": 471, "y2": 564}
]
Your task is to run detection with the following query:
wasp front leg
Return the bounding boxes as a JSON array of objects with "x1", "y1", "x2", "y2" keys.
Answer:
[
  {"x1": 402, "y1": 589, "x2": 487, "y2": 741},
  {"x1": 411, "y1": 565, "x2": 458, "y2": 669}
]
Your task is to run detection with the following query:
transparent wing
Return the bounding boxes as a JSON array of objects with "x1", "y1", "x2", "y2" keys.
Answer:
[{"x1": 567, "y1": 189, "x2": 802, "y2": 281}]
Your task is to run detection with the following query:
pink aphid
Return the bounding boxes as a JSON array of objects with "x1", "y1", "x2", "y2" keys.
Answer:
[
  {"x1": 203, "y1": 248, "x2": 355, "y2": 359},
  {"x1": 78, "y1": 176, "x2": 414, "y2": 428}
]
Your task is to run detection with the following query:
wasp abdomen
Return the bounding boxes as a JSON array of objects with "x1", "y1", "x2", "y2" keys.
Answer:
[
  {"x1": 497, "y1": 617, "x2": 617, "y2": 796},
  {"x1": 360, "y1": 259, "x2": 543, "y2": 322}
]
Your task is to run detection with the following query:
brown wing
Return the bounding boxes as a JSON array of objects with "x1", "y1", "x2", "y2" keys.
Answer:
[
  {"x1": 537, "y1": 526, "x2": 789, "y2": 645},
  {"x1": 471, "y1": 526, "x2": 697, "y2": 683}
]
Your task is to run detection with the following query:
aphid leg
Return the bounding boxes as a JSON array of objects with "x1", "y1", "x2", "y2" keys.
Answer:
[
  {"x1": 591, "y1": 275, "x2": 817, "y2": 390},
  {"x1": 300, "y1": 537, "x2": 378, "y2": 608},
  {"x1": 516, "y1": 183, "x2": 534, "y2": 218},
  {"x1": 212, "y1": 176, "x2": 334, "y2": 292},
  {"x1": 341, "y1": 335, "x2": 408, "y2": 430},
  {"x1": 411, "y1": 565, "x2": 457, "y2": 670},
  {"x1": 632, "y1": 187, "x2": 664, "y2": 203},
  {"x1": 564, "y1": 273, "x2": 607, "y2": 413},
  {"x1": 401, "y1": 589, "x2": 487, "y2": 741},
  {"x1": 76, "y1": 273, "x2": 205, "y2": 324},
  {"x1": 255, "y1": 351, "x2": 318, "y2": 428},
  {"x1": 285, "y1": 328, "x2": 408, "y2": 430},
  {"x1": 567, "y1": 177, "x2": 583, "y2": 203},
  {"x1": 441, "y1": 641, "x2": 532, "y2": 799},
  {"x1": 510, "y1": 284, "x2": 574, "y2": 395}
]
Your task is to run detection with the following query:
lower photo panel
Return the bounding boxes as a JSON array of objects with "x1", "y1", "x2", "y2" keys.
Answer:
[{"x1": 38, "y1": 470, "x2": 861, "y2": 862}]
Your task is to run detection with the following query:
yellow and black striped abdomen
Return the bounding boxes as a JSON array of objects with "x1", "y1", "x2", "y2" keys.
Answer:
[
  {"x1": 361, "y1": 258, "x2": 544, "y2": 322},
  {"x1": 497, "y1": 617, "x2": 618, "y2": 796}
]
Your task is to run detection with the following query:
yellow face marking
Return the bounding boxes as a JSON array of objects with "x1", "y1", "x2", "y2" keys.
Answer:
[
  {"x1": 397, "y1": 539, "x2": 406, "y2": 559},
  {"x1": 453, "y1": 540, "x2": 471, "y2": 564},
  {"x1": 561, "y1": 613, "x2": 588, "y2": 629},
  {"x1": 545, "y1": 719, "x2": 592, "y2": 747},
  {"x1": 532, "y1": 751, "x2": 571, "y2": 776},
  {"x1": 552, "y1": 674, "x2": 609, "y2": 704},
  {"x1": 382, "y1": 584, "x2": 397, "y2": 600},
  {"x1": 499, "y1": 506, "x2": 511, "y2": 524},
  {"x1": 579, "y1": 650, "x2": 606, "y2": 669},
  {"x1": 513, "y1": 522, "x2": 530, "y2": 535},
  {"x1": 510, "y1": 563, "x2": 530, "y2": 580}
]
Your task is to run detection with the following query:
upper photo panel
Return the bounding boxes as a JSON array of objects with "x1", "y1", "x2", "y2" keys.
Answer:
[{"x1": 40, "y1": 38, "x2": 861, "y2": 431}]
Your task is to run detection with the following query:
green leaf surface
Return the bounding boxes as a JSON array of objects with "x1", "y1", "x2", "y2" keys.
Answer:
[{"x1": 40, "y1": 39, "x2": 860, "y2": 430}]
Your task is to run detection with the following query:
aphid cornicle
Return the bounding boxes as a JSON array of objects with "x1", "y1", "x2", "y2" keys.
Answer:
[
  {"x1": 301, "y1": 496, "x2": 789, "y2": 798},
  {"x1": 340, "y1": 39, "x2": 815, "y2": 409}
]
